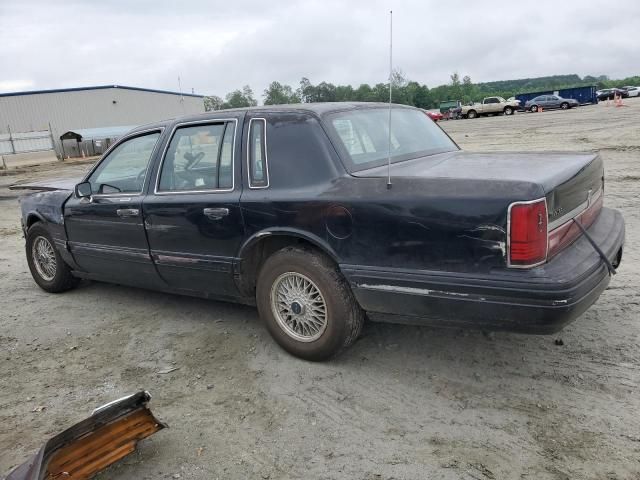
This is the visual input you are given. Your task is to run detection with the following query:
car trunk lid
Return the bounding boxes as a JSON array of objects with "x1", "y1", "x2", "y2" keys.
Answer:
[{"x1": 352, "y1": 150, "x2": 604, "y2": 229}]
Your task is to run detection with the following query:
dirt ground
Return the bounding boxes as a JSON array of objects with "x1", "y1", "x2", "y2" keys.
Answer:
[{"x1": 1, "y1": 101, "x2": 639, "y2": 480}]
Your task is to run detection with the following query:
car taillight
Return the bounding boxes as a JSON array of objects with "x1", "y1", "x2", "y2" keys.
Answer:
[{"x1": 508, "y1": 199, "x2": 548, "y2": 267}]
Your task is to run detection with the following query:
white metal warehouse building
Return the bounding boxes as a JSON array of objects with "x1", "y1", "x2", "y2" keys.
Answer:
[{"x1": 0, "y1": 85, "x2": 204, "y2": 158}]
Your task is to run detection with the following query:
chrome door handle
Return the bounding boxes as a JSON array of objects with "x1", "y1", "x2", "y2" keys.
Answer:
[
  {"x1": 116, "y1": 208, "x2": 140, "y2": 218},
  {"x1": 203, "y1": 207, "x2": 229, "y2": 219}
]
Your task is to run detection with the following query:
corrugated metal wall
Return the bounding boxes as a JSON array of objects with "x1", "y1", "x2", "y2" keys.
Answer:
[{"x1": 0, "y1": 87, "x2": 204, "y2": 154}]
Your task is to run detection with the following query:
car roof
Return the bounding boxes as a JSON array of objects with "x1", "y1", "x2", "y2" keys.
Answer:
[
  {"x1": 129, "y1": 102, "x2": 416, "y2": 134},
  {"x1": 205, "y1": 102, "x2": 411, "y2": 115}
]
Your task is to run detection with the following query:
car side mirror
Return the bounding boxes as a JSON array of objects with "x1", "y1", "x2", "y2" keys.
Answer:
[{"x1": 75, "y1": 181, "x2": 92, "y2": 198}]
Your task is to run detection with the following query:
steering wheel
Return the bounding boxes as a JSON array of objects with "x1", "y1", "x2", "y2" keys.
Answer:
[{"x1": 183, "y1": 151, "x2": 205, "y2": 170}]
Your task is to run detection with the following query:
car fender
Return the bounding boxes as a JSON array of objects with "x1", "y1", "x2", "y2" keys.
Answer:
[
  {"x1": 237, "y1": 227, "x2": 340, "y2": 263},
  {"x1": 20, "y1": 190, "x2": 79, "y2": 269}
]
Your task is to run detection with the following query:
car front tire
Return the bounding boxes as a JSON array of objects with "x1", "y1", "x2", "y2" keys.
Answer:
[
  {"x1": 561, "y1": 102, "x2": 569, "y2": 110},
  {"x1": 256, "y1": 246, "x2": 364, "y2": 361},
  {"x1": 530, "y1": 105, "x2": 538, "y2": 112},
  {"x1": 26, "y1": 223, "x2": 79, "y2": 293}
]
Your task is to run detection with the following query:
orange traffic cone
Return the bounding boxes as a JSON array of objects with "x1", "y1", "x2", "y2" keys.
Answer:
[
  {"x1": 539, "y1": 106, "x2": 543, "y2": 112},
  {"x1": 615, "y1": 94, "x2": 626, "y2": 107}
]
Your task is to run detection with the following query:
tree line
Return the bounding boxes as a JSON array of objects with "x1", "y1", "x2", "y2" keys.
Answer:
[{"x1": 203, "y1": 72, "x2": 640, "y2": 111}]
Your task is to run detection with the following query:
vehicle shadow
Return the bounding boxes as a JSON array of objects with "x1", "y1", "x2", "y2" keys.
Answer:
[{"x1": 75, "y1": 278, "x2": 567, "y2": 377}]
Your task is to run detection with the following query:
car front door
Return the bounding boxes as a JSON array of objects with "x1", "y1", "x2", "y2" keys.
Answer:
[
  {"x1": 64, "y1": 129, "x2": 164, "y2": 287},
  {"x1": 142, "y1": 117, "x2": 245, "y2": 298},
  {"x1": 483, "y1": 97, "x2": 496, "y2": 113}
]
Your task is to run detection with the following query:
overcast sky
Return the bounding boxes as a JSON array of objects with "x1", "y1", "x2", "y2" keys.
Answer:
[{"x1": 1, "y1": 0, "x2": 638, "y2": 100}]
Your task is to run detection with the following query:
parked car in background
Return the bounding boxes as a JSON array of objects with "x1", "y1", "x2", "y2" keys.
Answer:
[
  {"x1": 439, "y1": 100, "x2": 461, "y2": 114},
  {"x1": 13, "y1": 103, "x2": 625, "y2": 361},
  {"x1": 462, "y1": 96, "x2": 520, "y2": 119},
  {"x1": 597, "y1": 88, "x2": 629, "y2": 101},
  {"x1": 621, "y1": 86, "x2": 640, "y2": 97},
  {"x1": 424, "y1": 110, "x2": 444, "y2": 122},
  {"x1": 516, "y1": 86, "x2": 598, "y2": 107},
  {"x1": 525, "y1": 95, "x2": 579, "y2": 112}
]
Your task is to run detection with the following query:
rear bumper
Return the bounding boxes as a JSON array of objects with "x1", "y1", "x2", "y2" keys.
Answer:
[{"x1": 342, "y1": 207, "x2": 625, "y2": 333}]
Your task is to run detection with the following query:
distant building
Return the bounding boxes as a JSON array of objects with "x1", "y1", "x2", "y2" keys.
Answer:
[{"x1": 0, "y1": 85, "x2": 204, "y2": 157}]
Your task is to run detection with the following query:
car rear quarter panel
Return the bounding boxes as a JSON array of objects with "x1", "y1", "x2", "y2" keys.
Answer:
[
  {"x1": 239, "y1": 111, "x2": 345, "y2": 253},
  {"x1": 322, "y1": 176, "x2": 524, "y2": 273},
  {"x1": 239, "y1": 111, "x2": 542, "y2": 275}
]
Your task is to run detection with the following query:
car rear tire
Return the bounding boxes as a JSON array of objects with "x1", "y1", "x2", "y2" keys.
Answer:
[
  {"x1": 26, "y1": 223, "x2": 79, "y2": 293},
  {"x1": 561, "y1": 102, "x2": 569, "y2": 110},
  {"x1": 530, "y1": 105, "x2": 538, "y2": 112},
  {"x1": 467, "y1": 110, "x2": 478, "y2": 119},
  {"x1": 256, "y1": 246, "x2": 364, "y2": 361},
  {"x1": 504, "y1": 106, "x2": 513, "y2": 115}
]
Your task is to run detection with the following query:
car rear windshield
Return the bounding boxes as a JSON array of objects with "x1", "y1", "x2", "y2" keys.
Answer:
[{"x1": 325, "y1": 107, "x2": 458, "y2": 172}]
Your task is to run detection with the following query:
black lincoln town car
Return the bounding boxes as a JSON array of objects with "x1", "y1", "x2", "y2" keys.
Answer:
[{"x1": 14, "y1": 103, "x2": 624, "y2": 360}]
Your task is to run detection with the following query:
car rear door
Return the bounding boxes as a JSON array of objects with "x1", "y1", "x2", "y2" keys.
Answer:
[
  {"x1": 547, "y1": 95, "x2": 561, "y2": 109},
  {"x1": 64, "y1": 129, "x2": 164, "y2": 287},
  {"x1": 142, "y1": 115, "x2": 245, "y2": 297}
]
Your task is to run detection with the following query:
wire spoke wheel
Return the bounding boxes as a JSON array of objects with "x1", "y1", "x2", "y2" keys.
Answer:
[
  {"x1": 270, "y1": 272, "x2": 328, "y2": 342},
  {"x1": 32, "y1": 236, "x2": 57, "y2": 281}
]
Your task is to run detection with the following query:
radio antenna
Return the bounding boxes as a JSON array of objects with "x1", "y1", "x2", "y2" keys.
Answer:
[
  {"x1": 386, "y1": 10, "x2": 393, "y2": 190},
  {"x1": 178, "y1": 75, "x2": 185, "y2": 114}
]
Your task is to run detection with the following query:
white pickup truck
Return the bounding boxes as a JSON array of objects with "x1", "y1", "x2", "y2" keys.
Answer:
[{"x1": 462, "y1": 96, "x2": 520, "y2": 119}]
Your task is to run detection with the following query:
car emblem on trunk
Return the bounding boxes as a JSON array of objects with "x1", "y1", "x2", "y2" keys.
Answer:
[{"x1": 550, "y1": 206, "x2": 564, "y2": 218}]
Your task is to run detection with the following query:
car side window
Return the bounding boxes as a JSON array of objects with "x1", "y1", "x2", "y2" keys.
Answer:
[
  {"x1": 158, "y1": 122, "x2": 234, "y2": 192},
  {"x1": 248, "y1": 118, "x2": 268, "y2": 188},
  {"x1": 88, "y1": 132, "x2": 160, "y2": 195}
]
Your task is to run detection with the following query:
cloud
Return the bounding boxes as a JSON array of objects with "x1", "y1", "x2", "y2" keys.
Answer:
[{"x1": 1, "y1": 0, "x2": 638, "y2": 100}]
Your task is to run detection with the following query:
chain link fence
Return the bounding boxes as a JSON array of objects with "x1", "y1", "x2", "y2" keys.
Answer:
[{"x1": 0, "y1": 128, "x2": 55, "y2": 155}]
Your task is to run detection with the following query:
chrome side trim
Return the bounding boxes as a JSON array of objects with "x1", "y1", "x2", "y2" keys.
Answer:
[
  {"x1": 154, "y1": 118, "x2": 238, "y2": 195},
  {"x1": 548, "y1": 187, "x2": 603, "y2": 231},
  {"x1": 506, "y1": 197, "x2": 548, "y2": 269},
  {"x1": 80, "y1": 127, "x2": 165, "y2": 198},
  {"x1": 151, "y1": 250, "x2": 233, "y2": 272},
  {"x1": 247, "y1": 118, "x2": 270, "y2": 189}
]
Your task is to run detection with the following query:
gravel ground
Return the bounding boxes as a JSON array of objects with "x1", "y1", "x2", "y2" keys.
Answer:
[{"x1": 1, "y1": 101, "x2": 639, "y2": 480}]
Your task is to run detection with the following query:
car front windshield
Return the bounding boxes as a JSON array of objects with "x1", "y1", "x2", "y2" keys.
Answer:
[{"x1": 325, "y1": 107, "x2": 458, "y2": 172}]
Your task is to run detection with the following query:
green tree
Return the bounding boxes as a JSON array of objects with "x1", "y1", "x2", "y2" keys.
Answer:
[
  {"x1": 449, "y1": 72, "x2": 462, "y2": 101},
  {"x1": 221, "y1": 85, "x2": 257, "y2": 109},
  {"x1": 313, "y1": 81, "x2": 337, "y2": 102},
  {"x1": 335, "y1": 85, "x2": 355, "y2": 102},
  {"x1": 391, "y1": 69, "x2": 408, "y2": 89},
  {"x1": 462, "y1": 75, "x2": 474, "y2": 103},
  {"x1": 299, "y1": 77, "x2": 315, "y2": 103},
  {"x1": 354, "y1": 83, "x2": 375, "y2": 102},
  {"x1": 404, "y1": 81, "x2": 431, "y2": 109},
  {"x1": 203, "y1": 95, "x2": 223, "y2": 112},
  {"x1": 263, "y1": 81, "x2": 300, "y2": 105},
  {"x1": 298, "y1": 78, "x2": 338, "y2": 103}
]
